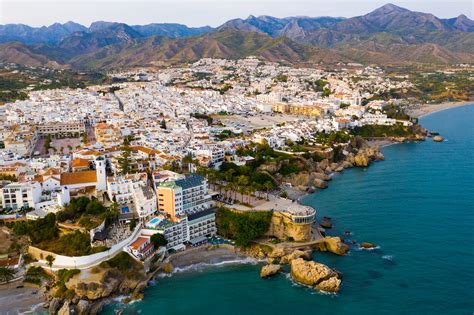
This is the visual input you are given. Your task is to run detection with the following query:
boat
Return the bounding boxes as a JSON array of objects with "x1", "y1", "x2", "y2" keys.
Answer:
[{"x1": 433, "y1": 136, "x2": 444, "y2": 142}]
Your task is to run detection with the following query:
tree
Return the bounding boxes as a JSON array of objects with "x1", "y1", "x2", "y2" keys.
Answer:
[
  {"x1": 150, "y1": 233, "x2": 168, "y2": 248},
  {"x1": 0, "y1": 267, "x2": 15, "y2": 283},
  {"x1": 45, "y1": 255, "x2": 55, "y2": 271},
  {"x1": 117, "y1": 146, "x2": 132, "y2": 175},
  {"x1": 67, "y1": 145, "x2": 73, "y2": 152}
]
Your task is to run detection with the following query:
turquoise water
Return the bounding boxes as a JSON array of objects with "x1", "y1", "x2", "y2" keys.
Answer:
[{"x1": 103, "y1": 105, "x2": 474, "y2": 315}]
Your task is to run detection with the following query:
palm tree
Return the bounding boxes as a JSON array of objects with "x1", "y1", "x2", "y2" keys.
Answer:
[
  {"x1": 0, "y1": 267, "x2": 15, "y2": 283},
  {"x1": 45, "y1": 255, "x2": 55, "y2": 271},
  {"x1": 264, "y1": 181, "x2": 273, "y2": 201}
]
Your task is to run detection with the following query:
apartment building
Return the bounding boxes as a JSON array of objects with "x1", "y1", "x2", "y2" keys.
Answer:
[
  {"x1": 1, "y1": 181, "x2": 42, "y2": 210},
  {"x1": 155, "y1": 172, "x2": 211, "y2": 218},
  {"x1": 107, "y1": 172, "x2": 157, "y2": 221}
]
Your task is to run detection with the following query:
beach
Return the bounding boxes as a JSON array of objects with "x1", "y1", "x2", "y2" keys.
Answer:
[
  {"x1": 168, "y1": 246, "x2": 251, "y2": 270},
  {"x1": 407, "y1": 101, "x2": 473, "y2": 118},
  {"x1": 0, "y1": 282, "x2": 46, "y2": 314}
]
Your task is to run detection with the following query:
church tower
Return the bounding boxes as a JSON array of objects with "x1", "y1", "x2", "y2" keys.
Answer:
[{"x1": 95, "y1": 156, "x2": 107, "y2": 191}]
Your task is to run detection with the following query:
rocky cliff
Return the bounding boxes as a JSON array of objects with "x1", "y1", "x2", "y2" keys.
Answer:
[{"x1": 265, "y1": 211, "x2": 313, "y2": 242}]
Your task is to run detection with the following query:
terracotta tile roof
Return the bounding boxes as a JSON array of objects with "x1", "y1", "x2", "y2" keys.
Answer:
[
  {"x1": 132, "y1": 146, "x2": 158, "y2": 155},
  {"x1": 60, "y1": 171, "x2": 97, "y2": 186},
  {"x1": 43, "y1": 168, "x2": 61, "y2": 176},
  {"x1": 130, "y1": 237, "x2": 149, "y2": 250},
  {"x1": 71, "y1": 158, "x2": 90, "y2": 168}
]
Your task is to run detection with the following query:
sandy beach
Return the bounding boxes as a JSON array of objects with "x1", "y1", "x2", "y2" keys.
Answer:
[
  {"x1": 0, "y1": 282, "x2": 47, "y2": 314},
  {"x1": 407, "y1": 101, "x2": 473, "y2": 118},
  {"x1": 168, "y1": 246, "x2": 251, "y2": 269}
]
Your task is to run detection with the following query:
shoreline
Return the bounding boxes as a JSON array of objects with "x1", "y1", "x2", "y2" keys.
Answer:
[
  {"x1": 407, "y1": 101, "x2": 473, "y2": 118},
  {"x1": 0, "y1": 282, "x2": 47, "y2": 314},
  {"x1": 167, "y1": 246, "x2": 254, "y2": 271}
]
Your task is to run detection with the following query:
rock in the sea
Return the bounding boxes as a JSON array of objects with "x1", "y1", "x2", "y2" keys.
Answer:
[
  {"x1": 360, "y1": 242, "x2": 377, "y2": 249},
  {"x1": 76, "y1": 300, "x2": 90, "y2": 315},
  {"x1": 162, "y1": 262, "x2": 174, "y2": 273},
  {"x1": 49, "y1": 298, "x2": 62, "y2": 314},
  {"x1": 354, "y1": 153, "x2": 370, "y2": 167},
  {"x1": 316, "y1": 237, "x2": 350, "y2": 256},
  {"x1": 290, "y1": 258, "x2": 342, "y2": 292},
  {"x1": 433, "y1": 136, "x2": 444, "y2": 142},
  {"x1": 260, "y1": 264, "x2": 281, "y2": 278},
  {"x1": 58, "y1": 300, "x2": 71, "y2": 315},
  {"x1": 319, "y1": 217, "x2": 332, "y2": 228},
  {"x1": 315, "y1": 276, "x2": 342, "y2": 293},
  {"x1": 280, "y1": 249, "x2": 312, "y2": 264}
]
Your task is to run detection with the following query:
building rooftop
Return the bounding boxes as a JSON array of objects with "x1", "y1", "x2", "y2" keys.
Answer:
[
  {"x1": 175, "y1": 173, "x2": 205, "y2": 190},
  {"x1": 60, "y1": 171, "x2": 97, "y2": 186},
  {"x1": 187, "y1": 207, "x2": 216, "y2": 221}
]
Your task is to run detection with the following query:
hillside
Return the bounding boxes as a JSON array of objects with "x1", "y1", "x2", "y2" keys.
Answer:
[{"x1": 0, "y1": 4, "x2": 472, "y2": 69}]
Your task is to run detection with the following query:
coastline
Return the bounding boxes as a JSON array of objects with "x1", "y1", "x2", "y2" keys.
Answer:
[
  {"x1": 0, "y1": 282, "x2": 47, "y2": 314},
  {"x1": 407, "y1": 101, "x2": 473, "y2": 118},
  {"x1": 167, "y1": 246, "x2": 254, "y2": 270}
]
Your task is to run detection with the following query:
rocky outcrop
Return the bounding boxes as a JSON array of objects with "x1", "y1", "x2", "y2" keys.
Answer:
[
  {"x1": 319, "y1": 217, "x2": 333, "y2": 228},
  {"x1": 58, "y1": 300, "x2": 71, "y2": 315},
  {"x1": 313, "y1": 178, "x2": 328, "y2": 189},
  {"x1": 290, "y1": 258, "x2": 342, "y2": 293},
  {"x1": 75, "y1": 300, "x2": 90, "y2": 315},
  {"x1": 49, "y1": 297, "x2": 62, "y2": 314},
  {"x1": 243, "y1": 244, "x2": 272, "y2": 259},
  {"x1": 315, "y1": 237, "x2": 349, "y2": 256},
  {"x1": 360, "y1": 242, "x2": 377, "y2": 249},
  {"x1": 266, "y1": 211, "x2": 312, "y2": 242},
  {"x1": 260, "y1": 264, "x2": 281, "y2": 278},
  {"x1": 280, "y1": 249, "x2": 312, "y2": 264}
]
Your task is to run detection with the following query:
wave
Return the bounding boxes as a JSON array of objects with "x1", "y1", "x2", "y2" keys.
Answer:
[
  {"x1": 156, "y1": 257, "x2": 262, "y2": 278},
  {"x1": 382, "y1": 255, "x2": 394, "y2": 261}
]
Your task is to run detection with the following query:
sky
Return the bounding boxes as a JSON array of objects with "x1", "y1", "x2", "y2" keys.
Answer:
[{"x1": 0, "y1": 0, "x2": 472, "y2": 27}]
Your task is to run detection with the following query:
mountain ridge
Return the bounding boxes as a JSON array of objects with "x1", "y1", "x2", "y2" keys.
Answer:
[{"x1": 0, "y1": 4, "x2": 472, "y2": 68}]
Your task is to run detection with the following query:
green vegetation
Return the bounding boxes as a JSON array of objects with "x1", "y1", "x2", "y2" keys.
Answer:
[
  {"x1": 0, "y1": 266, "x2": 15, "y2": 283},
  {"x1": 339, "y1": 102, "x2": 350, "y2": 109},
  {"x1": 99, "y1": 252, "x2": 143, "y2": 279},
  {"x1": 190, "y1": 113, "x2": 213, "y2": 125},
  {"x1": 12, "y1": 213, "x2": 59, "y2": 244},
  {"x1": 305, "y1": 79, "x2": 328, "y2": 93},
  {"x1": 383, "y1": 104, "x2": 411, "y2": 120},
  {"x1": 38, "y1": 230, "x2": 108, "y2": 256},
  {"x1": 0, "y1": 65, "x2": 106, "y2": 104},
  {"x1": 352, "y1": 124, "x2": 419, "y2": 138},
  {"x1": 215, "y1": 207, "x2": 272, "y2": 246},
  {"x1": 315, "y1": 131, "x2": 352, "y2": 146},
  {"x1": 150, "y1": 233, "x2": 168, "y2": 248},
  {"x1": 54, "y1": 269, "x2": 80, "y2": 298},
  {"x1": 24, "y1": 266, "x2": 52, "y2": 285},
  {"x1": 0, "y1": 174, "x2": 17, "y2": 181},
  {"x1": 215, "y1": 129, "x2": 237, "y2": 140},
  {"x1": 275, "y1": 74, "x2": 288, "y2": 82},
  {"x1": 56, "y1": 196, "x2": 116, "y2": 228}
]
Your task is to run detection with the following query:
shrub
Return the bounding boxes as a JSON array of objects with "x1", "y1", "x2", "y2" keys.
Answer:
[{"x1": 215, "y1": 207, "x2": 272, "y2": 247}]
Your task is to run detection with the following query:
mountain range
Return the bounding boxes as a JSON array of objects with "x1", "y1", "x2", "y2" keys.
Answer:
[{"x1": 0, "y1": 4, "x2": 472, "y2": 69}]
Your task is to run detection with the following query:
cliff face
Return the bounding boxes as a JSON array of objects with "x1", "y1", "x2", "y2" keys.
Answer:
[{"x1": 266, "y1": 211, "x2": 312, "y2": 242}]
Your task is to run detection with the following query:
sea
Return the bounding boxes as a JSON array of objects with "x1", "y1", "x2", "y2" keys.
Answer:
[{"x1": 102, "y1": 104, "x2": 474, "y2": 315}]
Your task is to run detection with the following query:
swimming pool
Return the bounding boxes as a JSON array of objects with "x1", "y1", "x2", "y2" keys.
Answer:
[{"x1": 121, "y1": 206, "x2": 130, "y2": 213}]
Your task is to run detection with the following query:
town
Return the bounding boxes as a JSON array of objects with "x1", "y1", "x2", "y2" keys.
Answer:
[{"x1": 0, "y1": 57, "x2": 421, "y2": 311}]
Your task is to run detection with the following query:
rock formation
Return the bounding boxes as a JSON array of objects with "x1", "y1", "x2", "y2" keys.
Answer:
[
  {"x1": 360, "y1": 242, "x2": 377, "y2": 249},
  {"x1": 315, "y1": 237, "x2": 350, "y2": 255},
  {"x1": 260, "y1": 264, "x2": 281, "y2": 278},
  {"x1": 266, "y1": 211, "x2": 312, "y2": 242},
  {"x1": 290, "y1": 258, "x2": 342, "y2": 292},
  {"x1": 280, "y1": 249, "x2": 312, "y2": 264}
]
